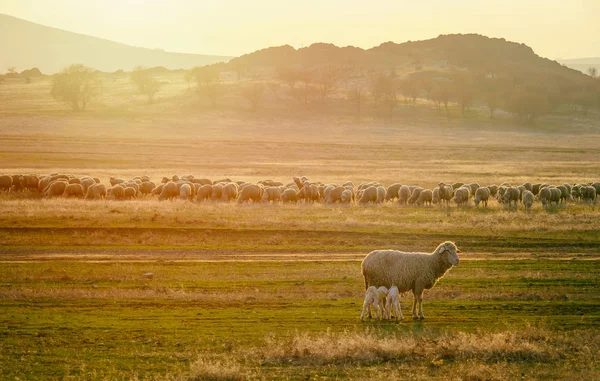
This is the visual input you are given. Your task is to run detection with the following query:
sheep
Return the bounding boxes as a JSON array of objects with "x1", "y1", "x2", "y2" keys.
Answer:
[
  {"x1": 474, "y1": 187, "x2": 490, "y2": 208},
  {"x1": 0, "y1": 175, "x2": 12, "y2": 192},
  {"x1": 45, "y1": 181, "x2": 68, "y2": 197},
  {"x1": 581, "y1": 186, "x2": 597, "y2": 204},
  {"x1": 397, "y1": 185, "x2": 411, "y2": 205},
  {"x1": 453, "y1": 187, "x2": 470, "y2": 206},
  {"x1": 502, "y1": 186, "x2": 520, "y2": 207},
  {"x1": 340, "y1": 189, "x2": 353, "y2": 204},
  {"x1": 158, "y1": 182, "x2": 179, "y2": 201},
  {"x1": 107, "y1": 185, "x2": 125, "y2": 200},
  {"x1": 190, "y1": 178, "x2": 212, "y2": 186},
  {"x1": 437, "y1": 183, "x2": 453, "y2": 206},
  {"x1": 549, "y1": 187, "x2": 562, "y2": 206},
  {"x1": 139, "y1": 181, "x2": 156, "y2": 197},
  {"x1": 361, "y1": 241, "x2": 461, "y2": 319},
  {"x1": 325, "y1": 186, "x2": 346, "y2": 204},
  {"x1": 68, "y1": 178, "x2": 82, "y2": 185},
  {"x1": 22, "y1": 175, "x2": 39, "y2": 191},
  {"x1": 521, "y1": 182, "x2": 533, "y2": 192},
  {"x1": 556, "y1": 185, "x2": 569, "y2": 203},
  {"x1": 487, "y1": 184, "x2": 498, "y2": 197},
  {"x1": 11, "y1": 175, "x2": 24, "y2": 192},
  {"x1": 384, "y1": 285, "x2": 403, "y2": 321},
  {"x1": 85, "y1": 183, "x2": 107, "y2": 200},
  {"x1": 532, "y1": 183, "x2": 542, "y2": 195},
  {"x1": 262, "y1": 186, "x2": 282, "y2": 203},
  {"x1": 281, "y1": 188, "x2": 297, "y2": 203},
  {"x1": 221, "y1": 183, "x2": 239, "y2": 202},
  {"x1": 539, "y1": 186, "x2": 553, "y2": 208},
  {"x1": 109, "y1": 177, "x2": 124, "y2": 186},
  {"x1": 451, "y1": 182, "x2": 464, "y2": 190},
  {"x1": 432, "y1": 187, "x2": 440, "y2": 205},
  {"x1": 415, "y1": 189, "x2": 433, "y2": 206},
  {"x1": 384, "y1": 183, "x2": 402, "y2": 202},
  {"x1": 407, "y1": 187, "x2": 424, "y2": 205},
  {"x1": 179, "y1": 184, "x2": 192, "y2": 200},
  {"x1": 80, "y1": 178, "x2": 96, "y2": 194},
  {"x1": 468, "y1": 183, "x2": 480, "y2": 197},
  {"x1": 376, "y1": 186, "x2": 386, "y2": 204},
  {"x1": 522, "y1": 190, "x2": 534, "y2": 212},
  {"x1": 62, "y1": 183, "x2": 84, "y2": 198},
  {"x1": 358, "y1": 186, "x2": 378, "y2": 204},
  {"x1": 238, "y1": 184, "x2": 262, "y2": 203},
  {"x1": 360, "y1": 286, "x2": 388, "y2": 321},
  {"x1": 123, "y1": 187, "x2": 137, "y2": 200},
  {"x1": 196, "y1": 185, "x2": 213, "y2": 202},
  {"x1": 211, "y1": 183, "x2": 224, "y2": 200}
]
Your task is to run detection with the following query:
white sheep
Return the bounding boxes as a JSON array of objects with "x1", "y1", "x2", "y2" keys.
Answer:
[
  {"x1": 384, "y1": 285, "x2": 403, "y2": 321},
  {"x1": 360, "y1": 285, "x2": 388, "y2": 321},
  {"x1": 361, "y1": 241, "x2": 461, "y2": 319}
]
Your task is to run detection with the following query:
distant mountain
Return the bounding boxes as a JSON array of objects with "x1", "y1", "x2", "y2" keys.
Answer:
[
  {"x1": 558, "y1": 57, "x2": 600, "y2": 74},
  {"x1": 226, "y1": 34, "x2": 593, "y2": 87},
  {"x1": 0, "y1": 13, "x2": 231, "y2": 74}
]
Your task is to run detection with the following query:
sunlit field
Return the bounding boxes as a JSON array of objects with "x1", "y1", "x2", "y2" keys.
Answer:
[{"x1": 1, "y1": 68, "x2": 600, "y2": 380}]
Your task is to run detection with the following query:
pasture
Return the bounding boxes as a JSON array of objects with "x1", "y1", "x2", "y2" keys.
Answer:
[{"x1": 0, "y1": 73, "x2": 599, "y2": 380}]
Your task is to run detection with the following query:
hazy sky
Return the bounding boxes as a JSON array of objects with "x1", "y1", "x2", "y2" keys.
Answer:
[{"x1": 1, "y1": 0, "x2": 598, "y2": 59}]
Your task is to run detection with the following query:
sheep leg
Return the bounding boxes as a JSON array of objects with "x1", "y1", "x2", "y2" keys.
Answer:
[
  {"x1": 395, "y1": 301, "x2": 403, "y2": 321},
  {"x1": 411, "y1": 291, "x2": 418, "y2": 319},
  {"x1": 416, "y1": 291, "x2": 425, "y2": 319},
  {"x1": 360, "y1": 300, "x2": 370, "y2": 321}
]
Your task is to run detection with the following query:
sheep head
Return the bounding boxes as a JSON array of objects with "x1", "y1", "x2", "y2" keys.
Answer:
[{"x1": 436, "y1": 241, "x2": 461, "y2": 266}]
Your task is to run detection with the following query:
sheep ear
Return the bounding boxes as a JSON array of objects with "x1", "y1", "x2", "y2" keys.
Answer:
[
  {"x1": 456, "y1": 249, "x2": 462, "y2": 254},
  {"x1": 438, "y1": 246, "x2": 446, "y2": 253}
]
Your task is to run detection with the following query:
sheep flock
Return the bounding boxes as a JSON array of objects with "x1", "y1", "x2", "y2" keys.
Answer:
[{"x1": 0, "y1": 173, "x2": 598, "y2": 210}]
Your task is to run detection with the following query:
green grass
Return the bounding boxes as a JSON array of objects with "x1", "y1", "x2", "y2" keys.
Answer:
[{"x1": 0, "y1": 260, "x2": 598, "y2": 380}]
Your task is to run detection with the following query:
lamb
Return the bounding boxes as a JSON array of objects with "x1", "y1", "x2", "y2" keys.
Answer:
[
  {"x1": 384, "y1": 285, "x2": 403, "y2": 321},
  {"x1": 359, "y1": 286, "x2": 388, "y2": 321},
  {"x1": 415, "y1": 189, "x2": 433, "y2": 206},
  {"x1": 474, "y1": 187, "x2": 490, "y2": 207},
  {"x1": 361, "y1": 241, "x2": 461, "y2": 319},
  {"x1": 522, "y1": 190, "x2": 534, "y2": 212},
  {"x1": 385, "y1": 183, "x2": 402, "y2": 202}
]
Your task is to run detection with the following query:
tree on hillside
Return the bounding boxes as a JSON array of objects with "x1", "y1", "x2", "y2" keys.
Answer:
[
  {"x1": 183, "y1": 70, "x2": 194, "y2": 91},
  {"x1": 314, "y1": 66, "x2": 343, "y2": 103},
  {"x1": 430, "y1": 83, "x2": 451, "y2": 116},
  {"x1": 507, "y1": 89, "x2": 549, "y2": 123},
  {"x1": 587, "y1": 67, "x2": 598, "y2": 79},
  {"x1": 278, "y1": 67, "x2": 299, "y2": 89},
  {"x1": 451, "y1": 71, "x2": 476, "y2": 116},
  {"x1": 242, "y1": 82, "x2": 264, "y2": 111},
  {"x1": 371, "y1": 73, "x2": 397, "y2": 118},
  {"x1": 192, "y1": 65, "x2": 222, "y2": 108},
  {"x1": 51, "y1": 64, "x2": 101, "y2": 111},
  {"x1": 131, "y1": 66, "x2": 162, "y2": 103},
  {"x1": 347, "y1": 83, "x2": 366, "y2": 115},
  {"x1": 7, "y1": 67, "x2": 16, "y2": 75},
  {"x1": 399, "y1": 78, "x2": 419, "y2": 106},
  {"x1": 478, "y1": 77, "x2": 505, "y2": 118}
]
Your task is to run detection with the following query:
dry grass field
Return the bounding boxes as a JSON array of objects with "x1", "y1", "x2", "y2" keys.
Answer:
[{"x1": 1, "y1": 74, "x2": 600, "y2": 380}]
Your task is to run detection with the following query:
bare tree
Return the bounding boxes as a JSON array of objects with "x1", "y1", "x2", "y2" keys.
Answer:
[
  {"x1": 51, "y1": 64, "x2": 101, "y2": 111},
  {"x1": 587, "y1": 66, "x2": 598, "y2": 78},
  {"x1": 183, "y1": 70, "x2": 194, "y2": 91},
  {"x1": 131, "y1": 67, "x2": 162, "y2": 103},
  {"x1": 7, "y1": 67, "x2": 16, "y2": 75}
]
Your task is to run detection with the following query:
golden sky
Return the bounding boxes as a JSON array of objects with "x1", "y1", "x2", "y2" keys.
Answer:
[{"x1": 1, "y1": 0, "x2": 599, "y2": 59}]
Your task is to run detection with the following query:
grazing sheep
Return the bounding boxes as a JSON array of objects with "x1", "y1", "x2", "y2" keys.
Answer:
[
  {"x1": 487, "y1": 184, "x2": 498, "y2": 197},
  {"x1": 407, "y1": 187, "x2": 424, "y2": 205},
  {"x1": 11, "y1": 175, "x2": 24, "y2": 192},
  {"x1": 359, "y1": 186, "x2": 379, "y2": 204},
  {"x1": 190, "y1": 178, "x2": 212, "y2": 186},
  {"x1": 221, "y1": 183, "x2": 239, "y2": 202},
  {"x1": 415, "y1": 189, "x2": 433, "y2": 206},
  {"x1": 397, "y1": 185, "x2": 411, "y2": 205},
  {"x1": 556, "y1": 185, "x2": 569, "y2": 203},
  {"x1": 468, "y1": 183, "x2": 480, "y2": 197},
  {"x1": 532, "y1": 183, "x2": 542, "y2": 195},
  {"x1": 453, "y1": 187, "x2": 470, "y2": 206},
  {"x1": 384, "y1": 285, "x2": 403, "y2": 321},
  {"x1": 123, "y1": 187, "x2": 137, "y2": 200},
  {"x1": 45, "y1": 181, "x2": 68, "y2": 197},
  {"x1": 522, "y1": 190, "x2": 534, "y2": 212},
  {"x1": 549, "y1": 187, "x2": 562, "y2": 206},
  {"x1": 581, "y1": 186, "x2": 597, "y2": 204},
  {"x1": 437, "y1": 183, "x2": 453, "y2": 206},
  {"x1": 385, "y1": 183, "x2": 402, "y2": 202},
  {"x1": 109, "y1": 177, "x2": 124, "y2": 186},
  {"x1": 521, "y1": 182, "x2": 533, "y2": 192},
  {"x1": 360, "y1": 286, "x2": 388, "y2": 321},
  {"x1": 211, "y1": 183, "x2": 224, "y2": 200},
  {"x1": 179, "y1": 184, "x2": 192, "y2": 200},
  {"x1": 325, "y1": 186, "x2": 345, "y2": 204},
  {"x1": 63, "y1": 183, "x2": 84, "y2": 198},
  {"x1": 361, "y1": 241, "x2": 461, "y2": 319},
  {"x1": 80, "y1": 178, "x2": 95, "y2": 194},
  {"x1": 432, "y1": 188, "x2": 440, "y2": 205},
  {"x1": 158, "y1": 182, "x2": 179, "y2": 201},
  {"x1": 262, "y1": 186, "x2": 282, "y2": 203},
  {"x1": 85, "y1": 183, "x2": 107, "y2": 200},
  {"x1": 68, "y1": 178, "x2": 82, "y2": 185},
  {"x1": 196, "y1": 185, "x2": 213, "y2": 202},
  {"x1": 22, "y1": 175, "x2": 39, "y2": 191},
  {"x1": 451, "y1": 183, "x2": 464, "y2": 190},
  {"x1": 502, "y1": 187, "x2": 520, "y2": 207},
  {"x1": 340, "y1": 189, "x2": 353, "y2": 204},
  {"x1": 0, "y1": 175, "x2": 12, "y2": 192},
  {"x1": 539, "y1": 187, "x2": 553, "y2": 208},
  {"x1": 107, "y1": 185, "x2": 125, "y2": 200},
  {"x1": 238, "y1": 184, "x2": 262, "y2": 203},
  {"x1": 281, "y1": 188, "x2": 297, "y2": 203},
  {"x1": 139, "y1": 181, "x2": 156, "y2": 197},
  {"x1": 376, "y1": 186, "x2": 386, "y2": 204},
  {"x1": 474, "y1": 187, "x2": 490, "y2": 208}
]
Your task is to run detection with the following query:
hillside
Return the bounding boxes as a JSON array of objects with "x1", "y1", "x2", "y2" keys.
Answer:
[
  {"x1": 559, "y1": 57, "x2": 600, "y2": 74},
  {"x1": 0, "y1": 13, "x2": 231, "y2": 74}
]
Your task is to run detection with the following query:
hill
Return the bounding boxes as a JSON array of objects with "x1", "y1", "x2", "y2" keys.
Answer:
[
  {"x1": 559, "y1": 57, "x2": 600, "y2": 74},
  {"x1": 0, "y1": 13, "x2": 231, "y2": 74}
]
